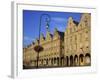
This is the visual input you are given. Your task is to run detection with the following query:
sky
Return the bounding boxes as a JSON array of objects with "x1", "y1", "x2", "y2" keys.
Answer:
[{"x1": 23, "y1": 10, "x2": 82, "y2": 47}]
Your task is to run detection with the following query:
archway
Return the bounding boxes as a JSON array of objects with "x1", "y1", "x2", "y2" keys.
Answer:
[
  {"x1": 48, "y1": 58, "x2": 51, "y2": 66},
  {"x1": 51, "y1": 58, "x2": 53, "y2": 66},
  {"x1": 70, "y1": 55, "x2": 73, "y2": 66},
  {"x1": 57, "y1": 57, "x2": 59, "y2": 66},
  {"x1": 44, "y1": 59, "x2": 46, "y2": 66},
  {"x1": 85, "y1": 53, "x2": 91, "y2": 65},
  {"x1": 79, "y1": 54, "x2": 84, "y2": 66},
  {"x1": 66, "y1": 56, "x2": 69, "y2": 66},
  {"x1": 54, "y1": 57, "x2": 57, "y2": 66},
  {"x1": 74, "y1": 55, "x2": 78, "y2": 66},
  {"x1": 41, "y1": 59, "x2": 43, "y2": 66},
  {"x1": 61, "y1": 57, "x2": 64, "y2": 66},
  {"x1": 46, "y1": 59, "x2": 48, "y2": 66},
  {"x1": 34, "y1": 60, "x2": 37, "y2": 67}
]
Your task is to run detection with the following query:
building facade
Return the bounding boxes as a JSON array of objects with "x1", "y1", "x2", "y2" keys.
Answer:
[
  {"x1": 37, "y1": 28, "x2": 64, "y2": 67},
  {"x1": 64, "y1": 13, "x2": 91, "y2": 67},
  {"x1": 23, "y1": 13, "x2": 91, "y2": 69}
]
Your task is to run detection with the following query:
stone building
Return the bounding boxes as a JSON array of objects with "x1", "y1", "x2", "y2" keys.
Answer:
[
  {"x1": 37, "y1": 28, "x2": 64, "y2": 67},
  {"x1": 64, "y1": 13, "x2": 91, "y2": 67},
  {"x1": 23, "y1": 13, "x2": 91, "y2": 69},
  {"x1": 23, "y1": 43, "x2": 37, "y2": 67}
]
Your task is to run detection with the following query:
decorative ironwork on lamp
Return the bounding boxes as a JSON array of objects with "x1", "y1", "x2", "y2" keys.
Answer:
[{"x1": 34, "y1": 14, "x2": 51, "y2": 68}]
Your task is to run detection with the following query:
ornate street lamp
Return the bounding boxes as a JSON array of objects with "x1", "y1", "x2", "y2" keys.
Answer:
[{"x1": 34, "y1": 14, "x2": 51, "y2": 68}]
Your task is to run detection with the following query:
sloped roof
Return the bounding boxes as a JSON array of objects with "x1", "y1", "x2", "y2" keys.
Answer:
[
  {"x1": 57, "y1": 30, "x2": 64, "y2": 40},
  {"x1": 73, "y1": 20, "x2": 79, "y2": 26}
]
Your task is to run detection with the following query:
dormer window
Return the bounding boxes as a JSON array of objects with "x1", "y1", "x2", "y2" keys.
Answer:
[
  {"x1": 84, "y1": 16, "x2": 88, "y2": 27},
  {"x1": 69, "y1": 22, "x2": 71, "y2": 26},
  {"x1": 70, "y1": 28, "x2": 72, "y2": 33}
]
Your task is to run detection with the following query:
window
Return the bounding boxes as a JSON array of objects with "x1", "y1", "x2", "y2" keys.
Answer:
[
  {"x1": 75, "y1": 35, "x2": 77, "y2": 42},
  {"x1": 54, "y1": 58, "x2": 56, "y2": 64},
  {"x1": 85, "y1": 31, "x2": 89, "y2": 41},
  {"x1": 80, "y1": 33, "x2": 82, "y2": 42},
  {"x1": 70, "y1": 28, "x2": 72, "y2": 33},
  {"x1": 73, "y1": 27, "x2": 76, "y2": 32},
  {"x1": 69, "y1": 22, "x2": 71, "y2": 26},
  {"x1": 70, "y1": 36, "x2": 72, "y2": 42},
  {"x1": 84, "y1": 16, "x2": 88, "y2": 27},
  {"x1": 51, "y1": 58, "x2": 53, "y2": 64},
  {"x1": 74, "y1": 44, "x2": 77, "y2": 51},
  {"x1": 70, "y1": 37, "x2": 72, "y2": 50}
]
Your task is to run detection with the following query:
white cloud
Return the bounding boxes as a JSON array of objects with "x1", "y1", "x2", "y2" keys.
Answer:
[
  {"x1": 24, "y1": 36, "x2": 34, "y2": 41},
  {"x1": 58, "y1": 26, "x2": 65, "y2": 32},
  {"x1": 23, "y1": 36, "x2": 35, "y2": 47},
  {"x1": 52, "y1": 17, "x2": 67, "y2": 22}
]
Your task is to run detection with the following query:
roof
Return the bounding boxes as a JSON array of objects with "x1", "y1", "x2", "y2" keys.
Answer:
[
  {"x1": 73, "y1": 20, "x2": 79, "y2": 26},
  {"x1": 57, "y1": 30, "x2": 64, "y2": 40},
  {"x1": 50, "y1": 33, "x2": 53, "y2": 38}
]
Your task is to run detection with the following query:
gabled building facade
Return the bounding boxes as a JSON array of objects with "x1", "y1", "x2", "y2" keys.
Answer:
[
  {"x1": 64, "y1": 13, "x2": 91, "y2": 67},
  {"x1": 23, "y1": 13, "x2": 91, "y2": 69}
]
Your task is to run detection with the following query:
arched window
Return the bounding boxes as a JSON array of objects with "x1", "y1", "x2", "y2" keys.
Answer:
[
  {"x1": 84, "y1": 16, "x2": 88, "y2": 27},
  {"x1": 57, "y1": 57, "x2": 59, "y2": 66},
  {"x1": 54, "y1": 57, "x2": 56, "y2": 64},
  {"x1": 61, "y1": 57, "x2": 64, "y2": 66},
  {"x1": 79, "y1": 54, "x2": 84, "y2": 66},
  {"x1": 46, "y1": 59, "x2": 48, "y2": 65},
  {"x1": 41, "y1": 59, "x2": 43, "y2": 65},
  {"x1": 51, "y1": 58, "x2": 53, "y2": 65},
  {"x1": 70, "y1": 55, "x2": 73, "y2": 66},
  {"x1": 74, "y1": 55, "x2": 78, "y2": 66},
  {"x1": 85, "y1": 53, "x2": 91, "y2": 65},
  {"x1": 70, "y1": 28, "x2": 72, "y2": 33},
  {"x1": 66, "y1": 56, "x2": 69, "y2": 66}
]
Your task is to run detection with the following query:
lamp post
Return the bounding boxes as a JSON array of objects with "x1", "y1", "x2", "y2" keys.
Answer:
[{"x1": 34, "y1": 14, "x2": 51, "y2": 68}]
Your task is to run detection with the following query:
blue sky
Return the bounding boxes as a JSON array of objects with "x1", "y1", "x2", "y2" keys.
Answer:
[{"x1": 23, "y1": 10, "x2": 82, "y2": 47}]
